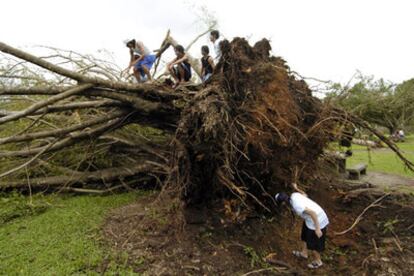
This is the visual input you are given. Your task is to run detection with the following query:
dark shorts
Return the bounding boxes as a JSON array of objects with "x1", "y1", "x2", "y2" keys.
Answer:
[
  {"x1": 173, "y1": 63, "x2": 192, "y2": 81},
  {"x1": 301, "y1": 222, "x2": 327, "y2": 252}
]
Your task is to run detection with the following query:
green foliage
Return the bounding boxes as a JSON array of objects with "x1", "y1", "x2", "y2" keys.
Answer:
[
  {"x1": 243, "y1": 246, "x2": 265, "y2": 268},
  {"x1": 0, "y1": 192, "x2": 145, "y2": 275},
  {"x1": 326, "y1": 75, "x2": 414, "y2": 133},
  {"x1": 0, "y1": 192, "x2": 49, "y2": 224},
  {"x1": 378, "y1": 218, "x2": 400, "y2": 234}
]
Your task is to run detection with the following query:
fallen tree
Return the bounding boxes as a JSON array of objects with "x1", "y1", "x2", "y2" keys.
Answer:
[{"x1": 1, "y1": 37, "x2": 412, "y2": 213}]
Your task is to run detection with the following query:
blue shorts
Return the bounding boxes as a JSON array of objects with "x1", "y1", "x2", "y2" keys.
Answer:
[{"x1": 134, "y1": 54, "x2": 156, "y2": 76}]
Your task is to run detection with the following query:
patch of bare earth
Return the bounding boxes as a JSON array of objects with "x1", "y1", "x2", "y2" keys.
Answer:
[{"x1": 102, "y1": 183, "x2": 414, "y2": 275}]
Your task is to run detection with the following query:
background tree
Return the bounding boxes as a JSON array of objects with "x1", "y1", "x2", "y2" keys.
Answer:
[{"x1": 326, "y1": 74, "x2": 414, "y2": 134}]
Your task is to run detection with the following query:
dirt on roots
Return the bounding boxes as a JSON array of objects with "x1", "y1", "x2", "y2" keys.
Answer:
[{"x1": 167, "y1": 37, "x2": 337, "y2": 211}]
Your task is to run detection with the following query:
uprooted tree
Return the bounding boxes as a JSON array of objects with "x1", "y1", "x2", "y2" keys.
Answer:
[{"x1": 1, "y1": 35, "x2": 413, "y2": 213}]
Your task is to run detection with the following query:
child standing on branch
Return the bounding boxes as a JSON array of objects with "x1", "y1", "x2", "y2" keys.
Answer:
[
  {"x1": 124, "y1": 39, "x2": 156, "y2": 83},
  {"x1": 275, "y1": 183, "x2": 329, "y2": 269},
  {"x1": 167, "y1": 45, "x2": 192, "y2": 89}
]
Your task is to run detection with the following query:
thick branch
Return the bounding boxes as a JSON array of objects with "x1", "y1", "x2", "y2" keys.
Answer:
[
  {"x1": 335, "y1": 108, "x2": 414, "y2": 171},
  {"x1": 0, "y1": 111, "x2": 127, "y2": 145},
  {"x1": 86, "y1": 90, "x2": 176, "y2": 114},
  {"x1": 0, "y1": 162, "x2": 160, "y2": 189},
  {"x1": 0, "y1": 86, "x2": 66, "y2": 95},
  {"x1": 0, "y1": 100, "x2": 124, "y2": 118},
  {"x1": 0, "y1": 115, "x2": 128, "y2": 157},
  {"x1": 0, "y1": 83, "x2": 93, "y2": 125},
  {"x1": 0, "y1": 42, "x2": 182, "y2": 101}
]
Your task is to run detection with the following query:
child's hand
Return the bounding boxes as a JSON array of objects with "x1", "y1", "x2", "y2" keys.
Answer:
[{"x1": 315, "y1": 229, "x2": 323, "y2": 238}]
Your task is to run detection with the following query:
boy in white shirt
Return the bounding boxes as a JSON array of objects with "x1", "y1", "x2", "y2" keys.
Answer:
[
  {"x1": 209, "y1": 30, "x2": 224, "y2": 63},
  {"x1": 275, "y1": 184, "x2": 329, "y2": 269}
]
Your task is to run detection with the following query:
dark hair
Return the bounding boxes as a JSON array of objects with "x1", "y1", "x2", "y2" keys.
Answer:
[
  {"x1": 201, "y1": 45, "x2": 209, "y2": 54},
  {"x1": 126, "y1": 39, "x2": 135, "y2": 48},
  {"x1": 275, "y1": 192, "x2": 289, "y2": 203},
  {"x1": 210, "y1": 30, "x2": 219, "y2": 39},
  {"x1": 174, "y1": 45, "x2": 185, "y2": 54}
]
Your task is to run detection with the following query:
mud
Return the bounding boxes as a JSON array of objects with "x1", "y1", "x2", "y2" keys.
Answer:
[{"x1": 102, "y1": 182, "x2": 414, "y2": 275}]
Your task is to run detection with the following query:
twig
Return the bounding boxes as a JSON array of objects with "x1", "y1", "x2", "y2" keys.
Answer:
[
  {"x1": 152, "y1": 29, "x2": 171, "y2": 78},
  {"x1": 393, "y1": 237, "x2": 403, "y2": 252},
  {"x1": 185, "y1": 24, "x2": 216, "y2": 52},
  {"x1": 391, "y1": 229, "x2": 403, "y2": 252},
  {"x1": 241, "y1": 267, "x2": 282, "y2": 276},
  {"x1": 59, "y1": 185, "x2": 124, "y2": 194},
  {"x1": 371, "y1": 238, "x2": 378, "y2": 256},
  {"x1": 335, "y1": 193, "x2": 390, "y2": 235}
]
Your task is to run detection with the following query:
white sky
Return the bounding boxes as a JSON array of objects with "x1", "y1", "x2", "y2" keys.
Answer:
[{"x1": 1, "y1": 0, "x2": 413, "y2": 84}]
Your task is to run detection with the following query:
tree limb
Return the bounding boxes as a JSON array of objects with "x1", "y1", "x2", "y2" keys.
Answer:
[
  {"x1": 0, "y1": 162, "x2": 161, "y2": 189},
  {"x1": 0, "y1": 83, "x2": 93, "y2": 125}
]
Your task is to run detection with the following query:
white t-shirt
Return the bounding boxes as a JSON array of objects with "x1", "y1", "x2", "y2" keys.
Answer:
[
  {"x1": 290, "y1": 192, "x2": 329, "y2": 230},
  {"x1": 133, "y1": 40, "x2": 150, "y2": 56},
  {"x1": 212, "y1": 37, "x2": 224, "y2": 63}
]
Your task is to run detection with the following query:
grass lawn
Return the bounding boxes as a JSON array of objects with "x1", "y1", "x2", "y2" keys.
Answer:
[
  {"x1": 347, "y1": 135, "x2": 414, "y2": 179},
  {"x1": 0, "y1": 192, "x2": 146, "y2": 275}
]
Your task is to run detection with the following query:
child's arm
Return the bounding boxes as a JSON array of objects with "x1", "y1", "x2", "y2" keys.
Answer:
[
  {"x1": 128, "y1": 49, "x2": 135, "y2": 68},
  {"x1": 304, "y1": 208, "x2": 322, "y2": 238},
  {"x1": 167, "y1": 57, "x2": 178, "y2": 69},
  {"x1": 292, "y1": 182, "x2": 307, "y2": 197},
  {"x1": 173, "y1": 54, "x2": 188, "y2": 65},
  {"x1": 208, "y1": 56, "x2": 215, "y2": 69}
]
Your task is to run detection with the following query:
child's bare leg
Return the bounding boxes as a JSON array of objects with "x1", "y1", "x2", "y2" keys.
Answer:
[
  {"x1": 177, "y1": 65, "x2": 185, "y2": 83},
  {"x1": 168, "y1": 67, "x2": 179, "y2": 83},
  {"x1": 312, "y1": 250, "x2": 322, "y2": 264},
  {"x1": 133, "y1": 68, "x2": 141, "y2": 82},
  {"x1": 141, "y1": 65, "x2": 152, "y2": 81},
  {"x1": 301, "y1": 242, "x2": 308, "y2": 257}
]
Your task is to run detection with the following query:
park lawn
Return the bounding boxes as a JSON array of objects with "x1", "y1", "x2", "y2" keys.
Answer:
[
  {"x1": 0, "y1": 192, "x2": 146, "y2": 276},
  {"x1": 347, "y1": 135, "x2": 414, "y2": 179}
]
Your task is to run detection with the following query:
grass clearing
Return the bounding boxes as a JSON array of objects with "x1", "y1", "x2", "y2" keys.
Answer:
[
  {"x1": 0, "y1": 191, "x2": 147, "y2": 275},
  {"x1": 347, "y1": 135, "x2": 414, "y2": 179}
]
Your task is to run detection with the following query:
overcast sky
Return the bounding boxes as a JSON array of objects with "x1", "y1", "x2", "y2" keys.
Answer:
[{"x1": 1, "y1": 0, "x2": 413, "y2": 84}]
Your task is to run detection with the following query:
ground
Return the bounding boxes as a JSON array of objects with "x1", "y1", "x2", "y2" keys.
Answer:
[
  {"x1": 1, "y1": 140, "x2": 414, "y2": 275},
  {"x1": 0, "y1": 192, "x2": 145, "y2": 275},
  {"x1": 347, "y1": 135, "x2": 414, "y2": 179},
  {"x1": 102, "y1": 183, "x2": 414, "y2": 275}
]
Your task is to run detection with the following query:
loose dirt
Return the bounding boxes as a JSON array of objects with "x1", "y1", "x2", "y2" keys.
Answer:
[{"x1": 101, "y1": 182, "x2": 414, "y2": 275}]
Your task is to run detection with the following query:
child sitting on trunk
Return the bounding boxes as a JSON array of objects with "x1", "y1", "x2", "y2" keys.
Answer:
[{"x1": 167, "y1": 45, "x2": 192, "y2": 88}]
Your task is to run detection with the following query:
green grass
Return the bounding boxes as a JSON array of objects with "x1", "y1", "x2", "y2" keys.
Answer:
[
  {"x1": 347, "y1": 135, "x2": 414, "y2": 179},
  {"x1": 0, "y1": 192, "x2": 145, "y2": 275}
]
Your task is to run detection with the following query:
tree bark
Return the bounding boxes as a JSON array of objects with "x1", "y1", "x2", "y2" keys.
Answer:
[{"x1": 0, "y1": 162, "x2": 160, "y2": 189}]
